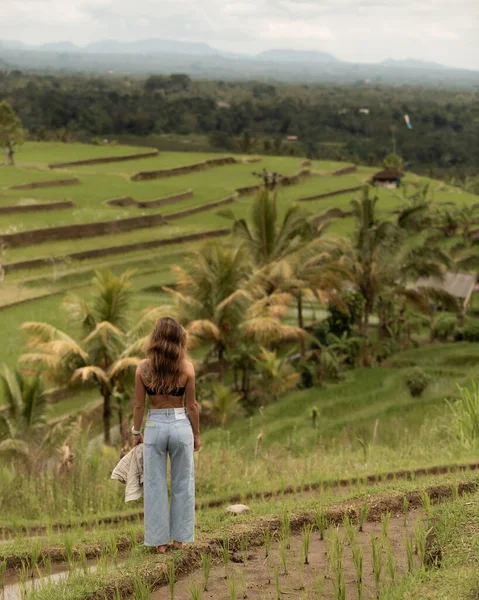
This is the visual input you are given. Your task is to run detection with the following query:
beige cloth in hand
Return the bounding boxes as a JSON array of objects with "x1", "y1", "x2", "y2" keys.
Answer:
[{"x1": 111, "y1": 443, "x2": 144, "y2": 502}]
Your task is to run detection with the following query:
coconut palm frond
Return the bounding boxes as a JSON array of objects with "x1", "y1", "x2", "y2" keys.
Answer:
[
  {"x1": 187, "y1": 320, "x2": 221, "y2": 341},
  {"x1": 0, "y1": 364, "x2": 23, "y2": 417},
  {"x1": 242, "y1": 318, "x2": 306, "y2": 344},
  {"x1": 0, "y1": 438, "x2": 31, "y2": 462},
  {"x1": 83, "y1": 321, "x2": 124, "y2": 346},
  {"x1": 109, "y1": 357, "x2": 142, "y2": 379},
  {"x1": 71, "y1": 366, "x2": 111, "y2": 389},
  {"x1": 20, "y1": 322, "x2": 78, "y2": 347},
  {"x1": 62, "y1": 294, "x2": 96, "y2": 333}
]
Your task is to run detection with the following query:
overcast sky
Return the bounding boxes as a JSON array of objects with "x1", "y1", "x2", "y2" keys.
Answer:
[{"x1": 0, "y1": 0, "x2": 477, "y2": 70}]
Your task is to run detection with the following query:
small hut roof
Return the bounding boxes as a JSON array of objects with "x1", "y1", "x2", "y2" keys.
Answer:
[
  {"x1": 415, "y1": 272, "x2": 476, "y2": 300},
  {"x1": 372, "y1": 167, "x2": 404, "y2": 181}
]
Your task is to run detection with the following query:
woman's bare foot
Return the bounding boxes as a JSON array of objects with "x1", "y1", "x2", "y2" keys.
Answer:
[
  {"x1": 156, "y1": 545, "x2": 168, "y2": 554},
  {"x1": 172, "y1": 541, "x2": 183, "y2": 550}
]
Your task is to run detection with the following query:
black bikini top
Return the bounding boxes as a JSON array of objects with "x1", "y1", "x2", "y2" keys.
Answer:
[{"x1": 145, "y1": 385, "x2": 186, "y2": 397}]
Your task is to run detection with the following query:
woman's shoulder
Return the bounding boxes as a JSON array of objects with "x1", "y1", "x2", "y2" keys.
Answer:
[
  {"x1": 181, "y1": 359, "x2": 195, "y2": 377},
  {"x1": 137, "y1": 358, "x2": 151, "y2": 377}
]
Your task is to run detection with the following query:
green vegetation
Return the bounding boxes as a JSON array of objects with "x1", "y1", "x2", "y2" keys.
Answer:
[{"x1": 0, "y1": 140, "x2": 478, "y2": 600}]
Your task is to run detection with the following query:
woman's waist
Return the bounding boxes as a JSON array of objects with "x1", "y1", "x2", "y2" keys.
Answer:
[{"x1": 147, "y1": 407, "x2": 187, "y2": 420}]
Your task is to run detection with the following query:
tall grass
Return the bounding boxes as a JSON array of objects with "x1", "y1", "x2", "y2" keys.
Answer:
[{"x1": 446, "y1": 383, "x2": 479, "y2": 449}]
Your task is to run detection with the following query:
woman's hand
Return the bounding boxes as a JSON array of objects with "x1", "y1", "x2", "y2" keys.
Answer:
[
  {"x1": 194, "y1": 434, "x2": 201, "y2": 452},
  {"x1": 133, "y1": 433, "x2": 143, "y2": 446}
]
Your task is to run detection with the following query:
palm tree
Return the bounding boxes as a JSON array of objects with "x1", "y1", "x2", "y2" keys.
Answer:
[
  {"x1": 222, "y1": 188, "x2": 312, "y2": 267},
  {"x1": 201, "y1": 382, "x2": 242, "y2": 426},
  {"x1": 254, "y1": 235, "x2": 351, "y2": 357},
  {"x1": 20, "y1": 270, "x2": 141, "y2": 445},
  {"x1": 0, "y1": 365, "x2": 47, "y2": 461},
  {"x1": 165, "y1": 242, "x2": 252, "y2": 364},
  {"x1": 253, "y1": 348, "x2": 299, "y2": 404}
]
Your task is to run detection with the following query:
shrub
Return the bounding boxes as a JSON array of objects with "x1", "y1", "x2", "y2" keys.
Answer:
[
  {"x1": 454, "y1": 322, "x2": 479, "y2": 343},
  {"x1": 432, "y1": 314, "x2": 457, "y2": 341},
  {"x1": 405, "y1": 367, "x2": 430, "y2": 398}
]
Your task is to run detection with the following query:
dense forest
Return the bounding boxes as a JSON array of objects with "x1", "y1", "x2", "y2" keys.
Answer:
[{"x1": 1, "y1": 70, "x2": 479, "y2": 179}]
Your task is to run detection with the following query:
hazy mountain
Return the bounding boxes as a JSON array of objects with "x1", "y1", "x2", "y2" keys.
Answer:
[
  {"x1": 258, "y1": 49, "x2": 339, "y2": 63},
  {"x1": 85, "y1": 39, "x2": 220, "y2": 56},
  {"x1": 382, "y1": 58, "x2": 446, "y2": 70},
  {"x1": 1, "y1": 38, "x2": 478, "y2": 87},
  {"x1": 40, "y1": 41, "x2": 79, "y2": 53}
]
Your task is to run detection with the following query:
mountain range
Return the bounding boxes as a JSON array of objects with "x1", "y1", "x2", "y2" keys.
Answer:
[{"x1": 0, "y1": 38, "x2": 477, "y2": 87}]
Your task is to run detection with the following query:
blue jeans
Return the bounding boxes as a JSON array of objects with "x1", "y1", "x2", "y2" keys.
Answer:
[{"x1": 143, "y1": 408, "x2": 195, "y2": 547}]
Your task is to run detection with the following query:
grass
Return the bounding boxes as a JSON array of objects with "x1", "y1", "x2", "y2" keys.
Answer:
[
  {"x1": 378, "y1": 489, "x2": 479, "y2": 599},
  {"x1": 19, "y1": 475, "x2": 478, "y2": 600},
  {"x1": 203, "y1": 343, "x2": 479, "y2": 451}
]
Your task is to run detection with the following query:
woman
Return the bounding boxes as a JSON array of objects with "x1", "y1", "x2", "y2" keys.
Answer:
[{"x1": 132, "y1": 317, "x2": 200, "y2": 554}]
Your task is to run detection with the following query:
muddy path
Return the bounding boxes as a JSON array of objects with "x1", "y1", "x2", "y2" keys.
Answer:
[{"x1": 152, "y1": 510, "x2": 422, "y2": 600}]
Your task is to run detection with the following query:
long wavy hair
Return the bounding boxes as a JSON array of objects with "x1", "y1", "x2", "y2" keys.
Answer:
[{"x1": 145, "y1": 317, "x2": 187, "y2": 394}]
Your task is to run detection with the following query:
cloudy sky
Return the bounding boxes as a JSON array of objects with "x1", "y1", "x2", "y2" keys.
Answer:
[{"x1": 0, "y1": 0, "x2": 477, "y2": 70}]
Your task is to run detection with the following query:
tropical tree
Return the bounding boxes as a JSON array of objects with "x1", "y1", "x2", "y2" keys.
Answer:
[
  {"x1": 383, "y1": 153, "x2": 405, "y2": 171},
  {"x1": 221, "y1": 188, "x2": 312, "y2": 267},
  {"x1": 254, "y1": 234, "x2": 351, "y2": 357},
  {"x1": 0, "y1": 365, "x2": 47, "y2": 461},
  {"x1": 165, "y1": 242, "x2": 252, "y2": 364},
  {"x1": 253, "y1": 348, "x2": 299, "y2": 404},
  {"x1": 20, "y1": 270, "x2": 142, "y2": 445},
  {"x1": 201, "y1": 382, "x2": 242, "y2": 426},
  {"x1": 0, "y1": 100, "x2": 26, "y2": 165}
]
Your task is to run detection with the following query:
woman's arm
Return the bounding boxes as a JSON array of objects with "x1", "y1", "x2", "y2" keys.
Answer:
[
  {"x1": 184, "y1": 361, "x2": 201, "y2": 451},
  {"x1": 132, "y1": 367, "x2": 146, "y2": 445}
]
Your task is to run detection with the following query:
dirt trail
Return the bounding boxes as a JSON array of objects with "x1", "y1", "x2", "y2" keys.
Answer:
[{"x1": 151, "y1": 511, "x2": 422, "y2": 600}]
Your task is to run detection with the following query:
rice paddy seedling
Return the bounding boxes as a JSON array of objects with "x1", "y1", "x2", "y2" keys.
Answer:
[
  {"x1": 301, "y1": 524, "x2": 313, "y2": 564},
  {"x1": 297, "y1": 553, "x2": 306, "y2": 591},
  {"x1": 328, "y1": 528, "x2": 345, "y2": 600},
  {"x1": 273, "y1": 567, "x2": 281, "y2": 600},
  {"x1": 188, "y1": 581, "x2": 203, "y2": 600},
  {"x1": 63, "y1": 534, "x2": 75, "y2": 566},
  {"x1": 386, "y1": 542, "x2": 396, "y2": 584},
  {"x1": 264, "y1": 525, "x2": 272, "y2": 558},
  {"x1": 168, "y1": 561, "x2": 175, "y2": 599},
  {"x1": 403, "y1": 496, "x2": 409, "y2": 526},
  {"x1": 228, "y1": 571, "x2": 238, "y2": 600},
  {"x1": 414, "y1": 522, "x2": 427, "y2": 568},
  {"x1": 237, "y1": 570, "x2": 247, "y2": 599},
  {"x1": 133, "y1": 575, "x2": 153, "y2": 599},
  {"x1": 107, "y1": 533, "x2": 118, "y2": 563},
  {"x1": 451, "y1": 483, "x2": 459, "y2": 501},
  {"x1": 41, "y1": 555, "x2": 52, "y2": 579},
  {"x1": 420, "y1": 490, "x2": 432, "y2": 516},
  {"x1": 30, "y1": 543, "x2": 41, "y2": 574},
  {"x1": 222, "y1": 535, "x2": 230, "y2": 578},
  {"x1": 201, "y1": 552, "x2": 212, "y2": 591},
  {"x1": 0, "y1": 558, "x2": 7, "y2": 590},
  {"x1": 281, "y1": 509, "x2": 291, "y2": 549},
  {"x1": 78, "y1": 547, "x2": 88, "y2": 574},
  {"x1": 381, "y1": 511, "x2": 391, "y2": 543},
  {"x1": 351, "y1": 545, "x2": 364, "y2": 600},
  {"x1": 240, "y1": 534, "x2": 249, "y2": 565},
  {"x1": 313, "y1": 569, "x2": 323, "y2": 599},
  {"x1": 371, "y1": 534, "x2": 383, "y2": 595},
  {"x1": 343, "y1": 515, "x2": 357, "y2": 547},
  {"x1": 279, "y1": 539, "x2": 288, "y2": 575},
  {"x1": 358, "y1": 500, "x2": 368, "y2": 533},
  {"x1": 315, "y1": 504, "x2": 328, "y2": 540},
  {"x1": 405, "y1": 530, "x2": 415, "y2": 572}
]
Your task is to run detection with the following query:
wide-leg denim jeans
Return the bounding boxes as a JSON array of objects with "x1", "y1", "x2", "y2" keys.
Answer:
[{"x1": 143, "y1": 408, "x2": 195, "y2": 547}]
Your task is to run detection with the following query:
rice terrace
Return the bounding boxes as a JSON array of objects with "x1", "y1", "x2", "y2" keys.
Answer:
[{"x1": 1, "y1": 30, "x2": 479, "y2": 598}]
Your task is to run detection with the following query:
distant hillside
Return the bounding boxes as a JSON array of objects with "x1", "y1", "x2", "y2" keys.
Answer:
[
  {"x1": 258, "y1": 49, "x2": 339, "y2": 63},
  {"x1": 382, "y1": 58, "x2": 447, "y2": 70},
  {"x1": 0, "y1": 38, "x2": 478, "y2": 87}
]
